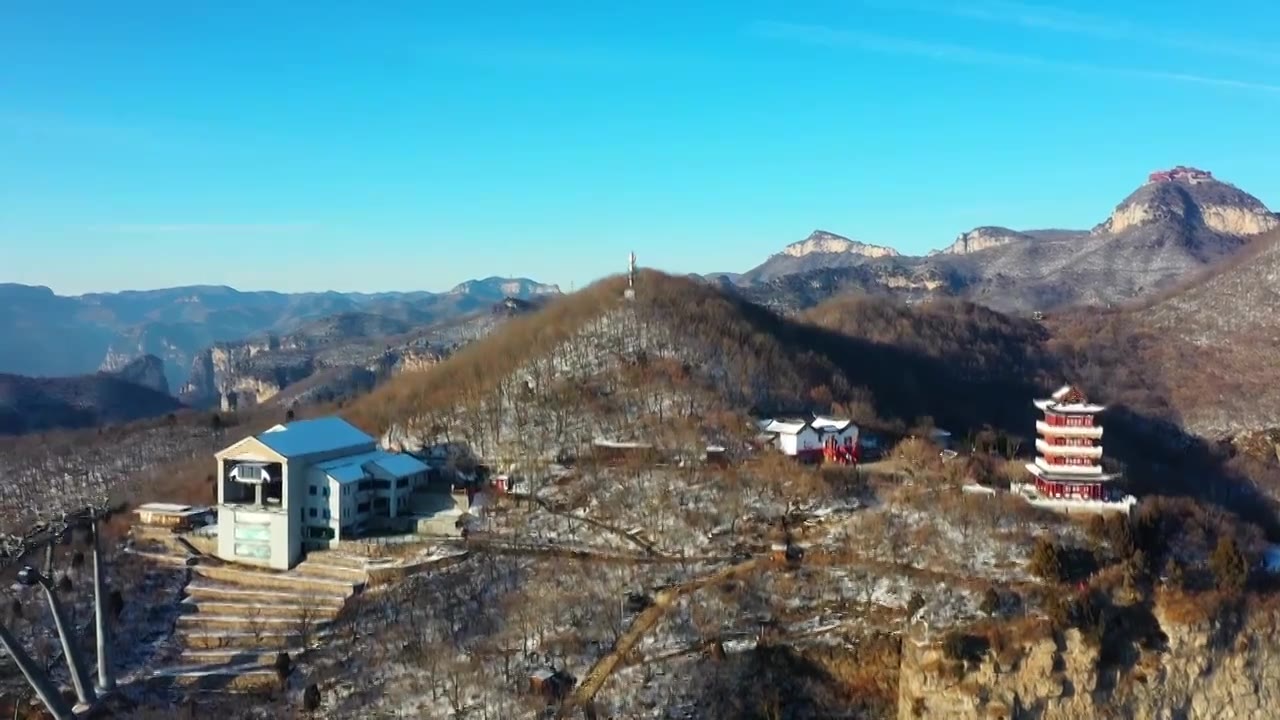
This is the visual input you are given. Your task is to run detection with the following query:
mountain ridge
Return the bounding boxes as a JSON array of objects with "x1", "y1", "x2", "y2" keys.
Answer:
[
  {"x1": 739, "y1": 230, "x2": 902, "y2": 283},
  {"x1": 0, "y1": 277, "x2": 561, "y2": 385},
  {"x1": 730, "y1": 169, "x2": 1276, "y2": 315}
]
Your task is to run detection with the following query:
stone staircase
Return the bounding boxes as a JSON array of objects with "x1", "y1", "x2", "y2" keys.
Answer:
[{"x1": 146, "y1": 550, "x2": 376, "y2": 692}]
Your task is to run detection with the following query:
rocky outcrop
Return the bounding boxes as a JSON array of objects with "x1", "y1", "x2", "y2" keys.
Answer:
[
  {"x1": 782, "y1": 230, "x2": 900, "y2": 259},
  {"x1": 176, "y1": 302, "x2": 527, "y2": 409},
  {"x1": 931, "y1": 227, "x2": 1032, "y2": 256},
  {"x1": 1093, "y1": 175, "x2": 1277, "y2": 239},
  {"x1": 103, "y1": 354, "x2": 170, "y2": 395},
  {"x1": 448, "y1": 277, "x2": 562, "y2": 298},
  {"x1": 740, "y1": 230, "x2": 905, "y2": 284},
  {"x1": 899, "y1": 606, "x2": 1280, "y2": 720},
  {"x1": 1199, "y1": 205, "x2": 1280, "y2": 237}
]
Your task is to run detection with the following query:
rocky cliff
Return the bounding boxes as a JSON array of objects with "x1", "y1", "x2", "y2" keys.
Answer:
[
  {"x1": 930, "y1": 227, "x2": 1033, "y2": 256},
  {"x1": 180, "y1": 299, "x2": 539, "y2": 409},
  {"x1": 740, "y1": 230, "x2": 902, "y2": 282},
  {"x1": 734, "y1": 170, "x2": 1277, "y2": 316},
  {"x1": 103, "y1": 353, "x2": 170, "y2": 395},
  {"x1": 1094, "y1": 176, "x2": 1278, "y2": 240},
  {"x1": 899, "y1": 604, "x2": 1280, "y2": 720}
]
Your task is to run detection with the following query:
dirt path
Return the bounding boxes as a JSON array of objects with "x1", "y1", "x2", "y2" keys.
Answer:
[
  {"x1": 557, "y1": 557, "x2": 764, "y2": 717},
  {"x1": 513, "y1": 492, "x2": 667, "y2": 557}
]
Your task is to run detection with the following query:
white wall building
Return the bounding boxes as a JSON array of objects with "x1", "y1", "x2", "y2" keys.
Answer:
[
  {"x1": 758, "y1": 415, "x2": 859, "y2": 459},
  {"x1": 758, "y1": 419, "x2": 821, "y2": 457},
  {"x1": 811, "y1": 416, "x2": 859, "y2": 448},
  {"x1": 214, "y1": 416, "x2": 430, "y2": 570}
]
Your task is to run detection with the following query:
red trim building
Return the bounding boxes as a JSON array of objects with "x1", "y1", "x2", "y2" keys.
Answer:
[{"x1": 1025, "y1": 385, "x2": 1122, "y2": 502}]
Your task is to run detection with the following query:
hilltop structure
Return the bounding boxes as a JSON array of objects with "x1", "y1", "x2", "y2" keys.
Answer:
[
  {"x1": 1018, "y1": 385, "x2": 1134, "y2": 513},
  {"x1": 1148, "y1": 166, "x2": 1213, "y2": 184},
  {"x1": 213, "y1": 416, "x2": 430, "y2": 569}
]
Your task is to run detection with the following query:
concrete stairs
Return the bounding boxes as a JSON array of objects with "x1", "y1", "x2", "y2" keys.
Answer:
[{"x1": 147, "y1": 550, "x2": 376, "y2": 692}]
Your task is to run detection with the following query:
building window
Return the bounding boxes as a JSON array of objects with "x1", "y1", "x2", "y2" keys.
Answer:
[
  {"x1": 357, "y1": 502, "x2": 371, "y2": 514},
  {"x1": 323, "y1": 509, "x2": 330, "y2": 520},
  {"x1": 309, "y1": 486, "x2": 317, "y2": 496},
  {"x1": 396, "y1": 477, "x2": 408, "y2": 489},
  {"x1": 309, "y1": 508, "x2": 317, "y2": 518},
  {"x1": 323, "y1": 486, "x2": 329, "y2": 498}
]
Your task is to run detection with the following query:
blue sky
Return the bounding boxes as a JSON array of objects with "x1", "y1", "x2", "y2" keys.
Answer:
[{"x1": 3, "y1": 1, "x2": 1278, "y2": 294}]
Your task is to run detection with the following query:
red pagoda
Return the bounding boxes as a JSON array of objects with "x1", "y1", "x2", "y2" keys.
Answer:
[{"x1": 1026, "y1": 385, "x2": 1121, "y2": 502}]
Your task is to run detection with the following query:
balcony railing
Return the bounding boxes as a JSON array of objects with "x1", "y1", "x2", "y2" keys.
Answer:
[
  {"x1": 1035, "y1": 439, "x2": 1103, "y2": 458},
  {"x1": 1034, "y1": 457, "x2": 1103, "y2": 475},
  {"x1": 1036, "y1": 421, "x2": 1103, "y2": 438}
]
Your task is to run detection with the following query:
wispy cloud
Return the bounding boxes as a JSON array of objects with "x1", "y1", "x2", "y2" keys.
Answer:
[
  {"x1": 867, "y1": 0, "x2": 1280, "y2": 65},
  {"x1": 749, "y1": 21, "x2": 1280, "y2": 94},
  {"x1": 96, "y1": 223, "x2": 315, "y2": 235}
]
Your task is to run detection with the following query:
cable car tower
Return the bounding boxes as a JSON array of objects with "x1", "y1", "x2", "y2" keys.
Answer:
[{"x1": 624, "y1": 251, "x2": 637, "y2": 301}]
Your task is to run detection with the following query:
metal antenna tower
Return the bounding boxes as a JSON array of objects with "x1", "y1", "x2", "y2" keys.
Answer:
[{"x1": 624, "y1": 251, "x2": 636, "y2": 300}]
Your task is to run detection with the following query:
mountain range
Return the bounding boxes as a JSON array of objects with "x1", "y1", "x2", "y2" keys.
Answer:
[
  {"x1": 3, "y1": 166, "x2": 1277, "y2": 438},
  {"x1": 729, "y1": 168, "x2": 1277, "y2": 314},
  {"x1": 0, "y1": 276, "x2": 560, "y2": 385}
]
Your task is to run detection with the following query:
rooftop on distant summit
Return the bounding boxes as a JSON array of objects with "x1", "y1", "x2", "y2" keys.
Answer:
[{"x1": 1148, "y1": 166, "x2": 1213, "y2": 184}]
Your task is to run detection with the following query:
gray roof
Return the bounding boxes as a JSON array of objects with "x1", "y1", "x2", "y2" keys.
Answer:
[{"x1": 256, "y1": 417, "x2": 375, "y2": 458}]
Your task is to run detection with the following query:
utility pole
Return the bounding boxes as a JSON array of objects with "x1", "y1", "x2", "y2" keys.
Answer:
[
  {"x1": 91, "y1": 511, "x2": 115, "y2": 693},
  {"x1": 0, "y1": 507, "x2": 116, "y2": 716},
  {"x1": 18, "y1": 565, "x2": 97, "y2": 711},
  {"x1": 0, "y1": 622, "x2": 73, "y2": 720}
]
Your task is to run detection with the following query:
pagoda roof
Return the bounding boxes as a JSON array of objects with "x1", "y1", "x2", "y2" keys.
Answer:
[
  {"x1": 1034, "y1": 398, "x2": 1106, "y2": 413},
  {"x1": 1025, "y1": 463, "x2": 1121, "y2": 483}
]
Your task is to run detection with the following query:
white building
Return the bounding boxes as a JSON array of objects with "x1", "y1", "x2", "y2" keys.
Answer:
[
  {"x1": 758, "y1": 419, "x2": 821, "y2": 458},
  {"x1": 757, "y1": 415, "x2": 858, "y2": 460},
  {"x1": 214, "y1": 416, "x2": 430, "y2": 570},
  {"x1": 811, "y1": 416, "x2": 859, "y2": 448}
]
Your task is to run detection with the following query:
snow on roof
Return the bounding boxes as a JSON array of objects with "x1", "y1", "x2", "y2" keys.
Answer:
[
  {"x1": 811, "y1": 416, "x2": 855, "y2": 432},
  {"x1": 1053, "y1": 403, "x2": 1106, "y2": 413},
  {"x1": 137, "y1": 503, "x2": 206, "y2": 515},
  {"x1": 592, "y1": 438, "x2": 654, "y2": 449},
  {"x1": 371, "y1": 452, "x2": 430, "y2": 478},
  {"x1": 256, "y1": 417, "x2": 375, "y2": 458},
  {"x1": 1050, "y1": 385, "x2": 1073, "y2": 401},
  {"x1": 1035, "y1": 399, "x2": 1106, "y2": 413},
  {"x1": 761, "y1": 419, "x2": 809, "y2": 435}
]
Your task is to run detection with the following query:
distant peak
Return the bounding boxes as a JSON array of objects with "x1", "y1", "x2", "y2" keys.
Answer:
[
  {"x1": 930, "y1": 226, "x2": 1031, "y2": 256},
  {"x1": 782, "y1": 230, "x2": 900, "y2": 259},
  {"x1": 1146, "y1": 166, "x2": 1214, "y2": 185},
  {"x1": 1094, "y1": 169, "x2": 1278, "y2": 238},
  {"x1": 448, "y1": 277, "x2": 562, "y2": 296}
]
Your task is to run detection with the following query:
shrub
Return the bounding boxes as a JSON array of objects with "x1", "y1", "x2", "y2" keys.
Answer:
[
  {"x1": 906, "y1": 592, "x2": 926, "y2": 619},
  {"x1": 1210, "y1": 536, "x2": 1249, "y2": 594},
  {"x1": 941, "y1": 631, "x2": 988, "y2": 664},
  {"x1": 980, "y1": 588, "x2": 1001, "y2": 616},
  {"x1": 1163, "y1": 556, "x2": 1186, "y2": 590},
  {"x1": 1029, "y1": 538, "x2": 1065, "y2": 582}
]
